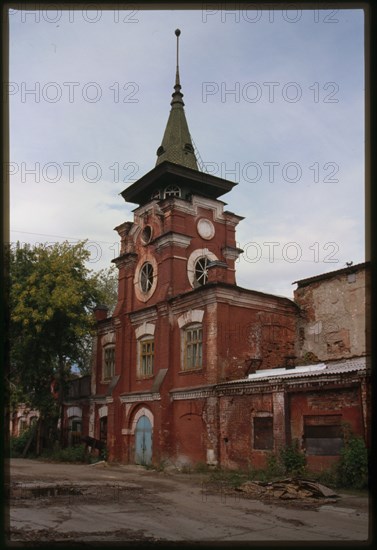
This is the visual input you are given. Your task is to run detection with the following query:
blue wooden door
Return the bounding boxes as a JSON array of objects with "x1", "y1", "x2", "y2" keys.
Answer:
[{"x1": 135, "y1": 415, "x2": 152, "y2": 465}]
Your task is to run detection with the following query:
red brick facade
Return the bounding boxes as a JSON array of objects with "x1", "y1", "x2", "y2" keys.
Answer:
[
  {"x1": 62, "y1": 39, "x2": 370, "y2": 471},
  {"x1": 67, "y1": 196, "x2": 369, "y2": 471},
  {"x1": 84, "y1": 191, "x2": 301, "y2": 467}
]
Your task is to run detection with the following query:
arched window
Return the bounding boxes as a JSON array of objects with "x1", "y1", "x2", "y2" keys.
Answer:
[
  {"x1": 164, "y1": 185, "x2": 181, "y2": 198},
  {"x1": 139, "y1": 337, "x2": 154, "y2": 377},
  {"x1": 103, "y1": 345, "x2": 115, "y2": 381},
  {"x1": 183, "y1": 324, "x2": 203, "y2": 370},
  {"x1": 135, "y1": 322, "x2": 156, "y2": 379}
]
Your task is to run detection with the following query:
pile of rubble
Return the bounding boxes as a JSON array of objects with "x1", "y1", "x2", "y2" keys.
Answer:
[{"x1": 236, "y1": 478, "x2": 338, "y2": 501}]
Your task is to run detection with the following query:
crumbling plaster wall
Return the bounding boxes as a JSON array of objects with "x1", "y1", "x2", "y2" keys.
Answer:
[{"x1": 294, "y1": 267, "x2": 368, "y2": 361}]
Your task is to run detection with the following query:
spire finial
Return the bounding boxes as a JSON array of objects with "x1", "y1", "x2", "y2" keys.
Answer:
[
  {"x1": 175, "y1": 29, "x2": 181, "y2": 88},
  {"x1": 155, "y1": 28, "x2": 198, "y2": 170}
]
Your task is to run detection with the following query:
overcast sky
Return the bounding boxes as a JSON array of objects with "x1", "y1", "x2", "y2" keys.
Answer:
[{"x1": 8, "y1": 6, "x2": 365, "y2": 298}]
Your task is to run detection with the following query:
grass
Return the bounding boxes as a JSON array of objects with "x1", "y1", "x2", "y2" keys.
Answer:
[{"x1": 39, "y1": 444, "x2": 94, "y2": 463}]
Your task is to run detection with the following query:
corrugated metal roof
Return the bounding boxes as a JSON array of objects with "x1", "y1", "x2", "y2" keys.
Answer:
[
  {"x1": 220, "y1": 356, "x2": 368, "y2": 386},
  {"x1": 248, "y1": 363, "x2": 326, "y2": 380}
]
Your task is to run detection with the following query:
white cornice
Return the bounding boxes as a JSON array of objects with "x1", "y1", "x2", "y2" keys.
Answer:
[
  {"x1": 170, "y1": 386, "x2": 216, "y2": 401},
  {"x1": 222, "y1": 246, "x2": 244, "y2": 260},
  {"x1": 119, "y1": 392, "x2": 161, "y2": 403},
  {"x1": 154, "y1": 232, "x2": 192, "y2": 252},
  {"x1": 169, "y1": 285, "x2": 295, "y2": 316},
  {"x1": 159, "y1": 196, "x2": 228, "y2": 223}
]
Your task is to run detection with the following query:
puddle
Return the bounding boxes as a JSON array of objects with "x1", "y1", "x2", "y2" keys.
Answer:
[
  {"x1": 11, "y1": 485, "x2": 83, "y2": 499},
  {"x1": 30, "y1": 486, "x2": 82, "y2": 498}
]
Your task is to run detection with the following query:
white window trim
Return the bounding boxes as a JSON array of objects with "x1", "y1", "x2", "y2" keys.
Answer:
[
  {"x1": 101, "y1": 332, "x2": 115, "y2": 346},
  {"x1": 164, "y1": 185, "x2": 181, "y2": 199},
  {"x1": 67, "y1": 406, "x2": 82, "y2": 419},
  {"x1": 130, "y1": 407, "x2": 154, "y2": 434},
  {"x1": 135, "y1": 322, "x2": 156, "y2": 340},
  {"x1": 134, "y1": 256, "x2": 158, "y2": 303},
  {"x1": 177, "y1": 310, "x2": 204, "y2": 329}
]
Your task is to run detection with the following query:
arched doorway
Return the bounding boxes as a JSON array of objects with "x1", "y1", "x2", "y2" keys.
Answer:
[{"x1": 135, "y1": 415, "x2": 152, "y2": 465}]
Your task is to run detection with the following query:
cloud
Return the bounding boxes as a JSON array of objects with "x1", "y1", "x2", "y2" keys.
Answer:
[{"x1": 8, "y1": 8, "x2": 365, "y2": 297}]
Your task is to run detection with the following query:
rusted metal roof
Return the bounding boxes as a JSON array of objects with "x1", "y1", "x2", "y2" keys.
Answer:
[{"x1": 292, "y1": 262, "x2": 369, "y2": 287}]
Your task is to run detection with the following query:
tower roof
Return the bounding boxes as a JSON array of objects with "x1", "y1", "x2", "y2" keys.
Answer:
[
  {"x1": 121, "y1": 160, "x2": 236, "y2": 205},
  {"x1": 155, "y1": 29, "x2": 198, "y2": 171},
  {"x1": 120, "y1": 29, "x2": 238, "y2": 207}
]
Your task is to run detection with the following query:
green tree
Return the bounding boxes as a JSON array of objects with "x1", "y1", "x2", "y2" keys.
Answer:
[
  {"x1": 95, "y1": 265, "x2": 118, "y2": 315},
  {"x1": 8, "y1": 240, "x2": 104, "y2": 450}
]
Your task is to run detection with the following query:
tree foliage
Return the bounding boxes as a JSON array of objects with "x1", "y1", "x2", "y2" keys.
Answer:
[
  {"x1": 74, "y1": 264, "x2": 118, "y2": 375},
  {"x1": 8, "y1": 241, "x2": 105, "y2": 415},
  {"x1": 95, "y1": 264, "x2": 118, "y2": 315},
  {"x1": 337, "y1": 432, "x2": 368, "y2": 489}
]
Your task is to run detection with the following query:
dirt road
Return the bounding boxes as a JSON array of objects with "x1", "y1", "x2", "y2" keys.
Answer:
[{"x1": 5, "y1": 458, "x2": 370, "y2": 545}]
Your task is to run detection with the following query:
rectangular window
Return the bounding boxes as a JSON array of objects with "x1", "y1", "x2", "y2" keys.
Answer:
[
  {"x1": 304, "y1": 415, "x2": 343, "y2": 455},
  {"x1": 253, "y1": 417, "x2": 273, "y2": 450},
  {"x1": 140, "y1": 339, "x2": 154, "y2": 377},
  {"x1": 184, "y1": 326, "x2": 203, "y2": 370},
  {"x1": 103, "y1": 346, "x2": 115, "y2": 381}
]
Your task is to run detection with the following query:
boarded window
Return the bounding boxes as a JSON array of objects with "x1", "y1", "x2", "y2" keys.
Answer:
[
  {"x1": 304, "y1": 415, "x2": 343, "y2": 456},
  {"x1": 253, "y1": 417, "x2": 273, "y2": 450}
]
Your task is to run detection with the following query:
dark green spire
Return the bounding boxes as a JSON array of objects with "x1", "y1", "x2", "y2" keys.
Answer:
[{"x1": 155, "y1": 29, "x2": 199, "y2": 171}]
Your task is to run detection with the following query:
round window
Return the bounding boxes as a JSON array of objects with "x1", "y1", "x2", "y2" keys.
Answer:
[
  {"x1": 141, "y1": 225, "x2": 153, "y2": 245},
  {"x1": 194, "y1": 257, "x2": 209, "y2": 286},
  {"x1": 139, "y1": 262, "x2": 154, "y2": 293}
]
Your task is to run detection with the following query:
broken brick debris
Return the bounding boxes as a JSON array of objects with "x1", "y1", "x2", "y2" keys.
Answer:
[{"x1": 236, "y1": 478, "x2": 338, "y2": 500}]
